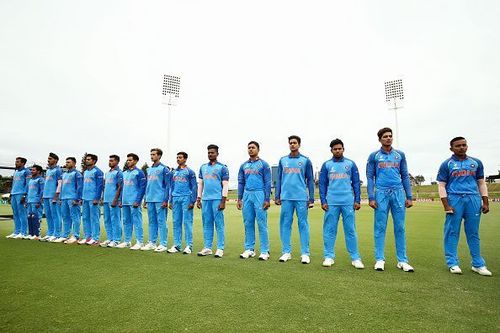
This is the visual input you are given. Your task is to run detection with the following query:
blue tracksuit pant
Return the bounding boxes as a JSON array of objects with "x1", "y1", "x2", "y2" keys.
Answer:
[
  {"x1": 11, "y1": 194, "x2": 28, "y2": 235},
  {"x1": 242, "y1": 191, "x2": 269, "y2": 253},
  {"x1": 44, "y1": 198, "x2": 61, "y2": 238},
  {"x1": 61, "y1": 199, "x2": 81, "y2": 238},
  {"x1": 279, "y1": 200, "x2": 310, "y2": 255},
  {"x1": 201, "y1": 200, "x2": 225, "y2": 250},
  {"x1": 444, "y1": 194, "x2": 485, "y2": 268},
  {"x1": 27, "y1": 203, "x2": 43, "y2": 236},
  {"x1": 374, "y1": 188, "x2": 408, "y2": 263},
  {"x1": 172, "y1": 196, "x2": 194, "y2": 248},
  {"x1": 122, "y1": 205, "x2": 143, "y2": 243},
  {"x1": 103, "y1": 203, "x2": 121, "y2": 242},
  {"x1": 323, "y1": 204, "x2": 361, "y2": 260},
  {"x1": 82, "y1": 200, "x2": 101, "y2": 241},
  {"x1": 147, "y1": 202, "x2": 167, "y2": 246}
]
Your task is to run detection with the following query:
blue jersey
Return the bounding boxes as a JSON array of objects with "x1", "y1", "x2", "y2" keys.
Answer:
[
  {"x1": 11, "y1": 167, "x2": 31, "y2": 195},
  {"x1": 437, "y1": 155, "x2": 484, "y2": 195},
  {"x1": 319, "y1": 157, "x2": 361, "y2": 206},
  {"x1": 237, "y1": 158, "x2": 272, "y2": 202},
  {"x1": 145, "y1": 163, "x2": 170, "y2": 203},
  {"x1": 60, "y1": 168, "x2": 83, "y2": 200},
  {"x1": 27, "y1": 175, "x2": 44, "y2": 203},
  {"x1": 366, "y1": 148, "x2": 412, "y2": 201},
  {"x1": 122, "y1": 167, "x2": 146, "y2": 205},
  {"x1": 170, "y1": 166, "x2": 197, "y2": 203},
  {"x1": 82, "y1": 166, "x2": 104, "y2": 201},
  {"x1": 103, "y1": 167, "x2": 123, "y2": 203},
  {"x1": 43, "y1": 165, "x2": 62, "y2": 199},
  {"x1": 275, "y1": 154, "x2": 315, "y2": 203},
  {"x1": 198, "y1": 162, "x2": 229, "y2": 200}
]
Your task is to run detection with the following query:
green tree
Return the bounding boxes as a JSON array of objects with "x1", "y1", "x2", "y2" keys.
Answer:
[
  {"x1": 415, "y1": 175, "x2": 425, "y2": 186},
  {"x1": 81, "y1": 152, "x2": 88, "y2": 173}
]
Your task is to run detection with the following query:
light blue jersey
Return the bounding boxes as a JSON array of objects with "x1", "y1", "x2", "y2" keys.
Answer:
[
  {"x1": 27, "y1": 175, "x2": 44, "y2": 204},
  {"x1": 319, "y1": 157, "x2": 361, "y2": 206},
  {"x1": 170, "y1": 166, "x2": 197, "y2": 203},
  {"x1": 11, "y1": 167, "x2": 31, "y2": 195},
  {"x1": 237, "y1": 158, "x2": 272, "y2": 202},
  {"x1": 82, "y1": 166, "x2": 104, "y2": 201},
  {"x1": 42, "y1": 165, "x2": 62, "y2": 199},
  {"x1": 275, "y1": 154, "x2": 314, "y2": 203},
  {"x1": 145, "y1": 163, "x2": 170, "y2": 203},
  {"x1": 103, "y1": 167, "x2": 123, "y2": 203},
  {"x1": 122, "y1": 167, "x2": 146, "y2": 205},
  {"x1": 60, "y1": 168, "x2": 83, "y2": 200},
  {"x1": 437, "y1": 155, "x2": 484, "y2": 195},
  {"x1": 198, "y1": 162, "x2": 229, "y2": 200}
]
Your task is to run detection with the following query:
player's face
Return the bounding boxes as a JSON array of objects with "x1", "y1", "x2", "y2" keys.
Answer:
[
  {"x1": 85, "y1": 156, "x2": 95, "y2": 167},
  {"x1": 247, "y1": 144, "x2": 259, "y2": 158},
  {"x1": 15, "y1": 159, "x2": 24, "y2": 169},
  {"x1": 109, "y1": 158, "x2": 118, "y2": 168},
  {"x1": 47, "y1": 156, "x2": 57, "y2": 167},
  {"x1": 150, "y1": 151, "x2": 160, "y2": 163},
  {"x1": 65, "y1": 159, "x2": 75, "y2": 169},
  {"x1": 450, "y1": 139, "x2": 468, "y2": 157},
  {"x1": 379, "y1": 132, "x2": 393, "y2": 147},
  {"x1": 177, "y1": 154, "x2": 186, "y2": 166},
  {"x1": 31, "y1": 167, "x2": 39, "y2": 177},
  {"x1": 207, "y1": 149, "x2": 218, "y2": 162},
  {"x1": 289, "y1": 139, "x2": 300, "y2": 153},
  {"x1": 331, "y1": 144, "x2": 344, "y2": 159},
  {"x1": 126, "y1": 157, "x2": 137, "y2": 169}
]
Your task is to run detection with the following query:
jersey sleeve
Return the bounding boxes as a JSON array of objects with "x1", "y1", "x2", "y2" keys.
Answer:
[
  {"x1": 305, "y1": 158, "x2": 315, "y2": 204},
  {"x1": 136, "y1": 170, "x2": 147, "y2": 203},
  {"x1": 399, "y1": 152, "x2": 412, "y2": 200},
  {"x1": 436, "y1": 160, "x2": 449, "y2": 183},
  {"x1": 366, "y1": 153, "x2": 376, "y2": 201},
  {"x1": 95, "y1": 169, "x2": 104, "y2": 201},
  {"x1": 189, "y1": 169, "x2": 198, "y2": 204},
  {"x1": 263, "y1": 161, "x2": 272, "y2": 203},
  {"x1": 237, "y1": 164, "x2": 245, "y2": 200},
  {"x1": 221, "y1": 165, "x2": 229, "y2": 181},
  {"x1": 351, "y1": 161, "x2": 361, "y2": 203},
  {"x1": 318, "y1": 162, "x2": 328, "y2": 205},
  {"x1": 76, "y1": 172, "x2": 83, "y2": 200},
  {"x1": 274, "y1": 159, "x2": 283, "y2": 201},
  {"x1": 475, "y1": 158, "x2": 485, "y2": 179}
]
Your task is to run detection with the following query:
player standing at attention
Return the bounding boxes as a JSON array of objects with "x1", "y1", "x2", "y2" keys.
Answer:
[
  {"x1": 26, "y1": 165, "x2": 44, "y2": 240},
  {"x1": 142, "y1": 148, "x2": 171, "y2": 253},
  {"x1": 168, "y1": 152, "x2": 197, "y2": 254},
  {"x1": 319, "y1": 139, "x2": 364, "y2": 269},
  {"x1": 40, "y1": 153, "x2": 62, "y2": 242},
  {"x1": 101, "y1": 155, "x2": 123, "y2": 248},
  {"x1": 437, "y1": 137, "x2": 492, "y2": 276},
  {"x1": 6, "y1": 157, "x2": 31, "y2": 239},
  {"x1": 116, "y1": 153, "x2": 146, "y2": 250},
  {"x1": 196, "y1": 144, "x2": 229, "y2": 258},
  {"x1": 78, "y1": 154, "x2": 104, "y2": 246},
  {"x1": 237, "y1": 141, "x2": 272, "y2": 261},
  {"x1": 275, "y1": 135, "x2": 315, "y2": 264},
  {"x1": 366, "y1": 127, "x2": 414, "y2": 272}
]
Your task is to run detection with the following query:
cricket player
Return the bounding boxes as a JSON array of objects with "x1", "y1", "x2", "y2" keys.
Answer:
[
  {"x1": 54, "y1": 157, "x2": 83, "y2": 244},
  {"x1": 437, "y1": 136, "x2": 492, "y2": 276},
  {"x1": 196, "y1": 144, "x2": 229, "y2": 258},
  {"x1": 275, "y1": 135, "x2": 315, "y2": 264},
  {"x1": 168, "y1": 152, "x2": 197, "y2": 254},
  {"x1": 116, "y1": 153, "x2": 146, "y2": 250},
  {"x1": 78, "y1": 154, "x2": 104, "y2": 245},
  {"x1": 102, "y1": 155, "x2": 123, "y2": 248},
  {"x1": 142, "y1": 148, "x2": 171, "y2": 252},
  {"x1": 40, "y1": 153, "x2": 62, "y2": 242},
  {"x1": 366, "y1": 127, "x2": 414, "y2": 272},
  {"x1": 6, "y1": 157, "x2": 31, "y2": 239},
  {"x1": 319, "y1": 139, "x2": 364, "y2": 269},
  {"x1": 237, "y1": 141, "x2": 272, "y2": 261},
  {"x1": 26, "y1": 165, "x2": 45, "y2": 240}
]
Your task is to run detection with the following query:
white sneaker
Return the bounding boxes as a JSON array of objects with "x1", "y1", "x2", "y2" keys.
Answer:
[
  {"x1": 279, "y1": 253, "x2": 292, "y2": 262},
  {"x1": 54, "y1": 237, "x2": 67, "y2": 243},
  {"x1": 107, "y1": 241, "x2": 117, "y2": 248},
  {"x1": 65, "y1": 236, "x2": 78, "y2": 244},
  {"x1": 116, "y1": 241, "x2": 131, "y2": 249},
  {"x1": 130, "y1": 242, "x2": 143, "y2": 250},
  {"x1": 100, "y1": 240, "x2": 110, "y2": 247},
  {"x1": 23, "y1": 235, "x2": 31, "y2": 240},
  {"x1": 31, "y1": 235, "x2": 39, "y2": 241},
  {"x1": 27, "y1": 235, "x2": 35, "y2": 240},
  {"x1": 5, "y1": 233, "x2": 16, "y2": 239},
  {"x1": 258, "y1": 252, "x2": 270, "y2": 261},
  {"x1": 183, "y1": 246, "x2": 192, "y2": 254},
  {"x1": 301, "y1": 255, "x2": 311, "y2": 264},
  {"x1": 214, "y1": 249, "x2": 224, "y2": 258},
  {"x1": 154, "y1": 245, "x2": 168, "y2": 253},
  {"x1": 449, "y1": 266, "x2": 462, "y2": 274},
  {"x1": 140, "y1": 242, "x2": 156, "y2": 251},
  {"x1": 167, "y1": 246, "x2": 180, "y2": 253},
  {"x1": 87, "y1": 239, "x2": 98, "y2": 246},
  {"x1": 374, "y1": 260, "x2": 385, "y2": 271},
  {"x1": 471, "y1": 266, "x2": 492, "y2": 277},
  {"x1": 322, "y1": 258, "x2": 334, "y2": 267},
  {"x1": 240, "y1": 250, "x2": 256, "y2": 259},
  {"x1": 352, "y1": 260, "x2": 365, "y2": 269},
  {"x1": 397, "y1": 262, "x2": 414, "y2": 272},
  {"x1": 48, "y1": 236, "x2": 57, "y2": 242},
  {"x1": 77, "y1": 238, "x2": 88, "y2": 245},
  {"x1": 39, "y1": 235, "x2": 49, "y2": 242},
  {"x1": 197, "y1": 248, "x2": 213, "y2": 256}
]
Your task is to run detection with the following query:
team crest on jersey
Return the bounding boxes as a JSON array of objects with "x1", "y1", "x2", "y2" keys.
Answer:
[
  {"x1": 345, "y1": 166, "x2": 349, "y2": 170},
  {"x1": 298, "y1": 162, "x2": 302, "y2": 167},
  {"x1": 395, "y1": 156, "x2": 399, "y2": 160},
  {"x1": 471, "y1": 164, "x2": 475, "y2": 168}
]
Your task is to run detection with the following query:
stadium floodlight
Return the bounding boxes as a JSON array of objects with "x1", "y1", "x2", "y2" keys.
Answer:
[
  {"x1": 161, "y1": 74, "x2": 181, "y2": 163},
  {"x1": 384, "y1": 79, "x2": 404, "y2": 147}
]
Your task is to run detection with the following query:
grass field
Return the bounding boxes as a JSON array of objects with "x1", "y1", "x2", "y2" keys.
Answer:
[{"x1": 1, "y1": 202, "x2": 499, "y2": 332}]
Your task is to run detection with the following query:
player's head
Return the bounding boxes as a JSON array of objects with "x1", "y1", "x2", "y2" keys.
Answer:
[
  {"x1": 15, "y1": 157, "x2": 27, "y2": 169},
  {"x1": 31, "y1": 164, "x2": 43, "y2": 176},
  {"x1": 377, "y1": 127, "x2": 393, "y2": 147},
  {"x1": 288, "y1": 135, "x2": 301, "y2": 153},
  {"x1": 47, "y1": 152, "x2": 59, "y2": 166},
  {"x1": 150, "y1": 148, "x2": 163, "y2": 163},
  {"x1": 109, "y1": 155, "x2": 120, "y2": 168},
  {"x1": 207, "y1": 144, "x2": 219, "y2": 162},
  {"x1": 329, "y1": 138, "x2": 345, "y2": 158},
  {"x1": 65, "y1": 157, "x2": 77, "y2": 169},
  {"x1": 177, "y1": 152, "x2": 188, "y2": 166},
  {"x1": 85, "y1": 154, "x2": 98, "y2": 167},
  {"x1": 247, "y1": 141, "x2": 260, "y2": 158},
  {"x1": 449, "y1": 136, "x2": 467, "y2": 156},
  {"x1": 126, "y1": 153, "x2": 139, "y2": 169}
]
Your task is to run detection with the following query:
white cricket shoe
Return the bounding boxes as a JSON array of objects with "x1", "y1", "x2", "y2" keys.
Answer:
[
  {"x1": 65, "y1": 236, "x2": 78, "y2": 244},
  {"x1": 154, "y1": 245, "x2": 168, "y2": 253},
  {"x1": 183, "y1": 246, "x2": 192, "y2": 254},
  {"x1": 39, "y1": 235, "x2": 49, "y2": 242},
  {"x1": 130, "y1": 242, "x2": 143, "y2": 250},
  {"x1": 449, "y1": 266, "x2": 462, "y2": 274},
  {"x1": 167, "y1": 246, "x2": 180, "y2": 253},
  {"x1": 31, "y1": 236, "x2": 39, "y2": 241},
  {"x1": 107, "y1": 241, "x2": 117, "y2": 248},
  {"x1": 140, "y1": 242, "x2": 156, "y2": 251},
  {"x1": 5, "y1": 233, "x2": 16, "y2": 239},
  {"x1": 279, "y1": 253, "x2": 292, "y2": 262},
  {"x1": 54, "y1": 237, "x2": 67, "y2": 243},
  {"x1": 197, "y1": 248, "x2": 213, "y2": 256},
  {"x1": 23, "y1": 235, "x2": 31, "y2": 240},
  {"x1": 301, "y1": 255, "x2": 311, "y2": 264},
  {"x1": 77, "y1": 238, "x2": 88, "y2": 245},
  {"x1": 116, "y1": 241, "x2": 131, "y2": 249},
  {"x1": 258, "y1": 252, "x2": 270, "y2": 261},
  {"x1": 374, "y1": 260, "x2": 385, "y2": 271},
  {"x1": 214, "y1": 249, "x2": 224, "y2": 258},
  {"x1": 87, "y1": 239, "x2": 98, "y2": 246},
  {"x1": 47, "y1": 236, "x2": 57, "y2": 242},
  {"x1": 240, "y1": 250, "x2": 256, "y2": 259},
  {"x1": 471, "y1": 266, "x2": 492, "y2": 277},
  {"x1": 322, "y1": 258, "x2": 334, "y2": 267},
  {"x1": 100, "y1": 240, "x2": 110, "y2": 247},
  {"x1": 397, "y1": 262, "x2": 415, "y2": 272},
  {"x1": 13, "y1": 233, "x2": 24, "y2": 239},
  {"x1": 352, "y1": 260, "x2": 365, "y2": 269}
]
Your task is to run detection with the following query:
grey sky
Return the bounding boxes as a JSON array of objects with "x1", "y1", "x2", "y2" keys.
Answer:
[{"x1": 1, "y1": 1, "x2": 499, "y2": 187}]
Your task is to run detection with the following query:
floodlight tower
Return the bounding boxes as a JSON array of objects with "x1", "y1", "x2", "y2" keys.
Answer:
[
  {"x1": 384, "y1": 79, "x2": 404, "y2": 147},
  {"x1": 161, "y1": 74, "x2": 181, "y2": 163}
]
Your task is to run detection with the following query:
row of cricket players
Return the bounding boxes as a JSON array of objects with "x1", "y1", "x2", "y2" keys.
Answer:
[{"x1": 6, "y1": 127, "x2": 492, "y2": 276}]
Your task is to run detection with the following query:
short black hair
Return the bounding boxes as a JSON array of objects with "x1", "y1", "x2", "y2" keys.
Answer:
[
  {"x1": 377, "y1": 127, "x2": 392, "y2": 139},
  {"x1": 16, "y1": 157, "x2": 27, "y2": 164},
  {"x1": 151, "y1": 148, "x2": 163, "y2": 157},
  {"x1": 288, "y1": 135, "x2": 301, "y2": 144},
  {"x1": 329, "y1": 139, "x2": 344, "y2": 148},
  {"x1": 450, "y1": 136, "x2": 466, "y2": 147},
  {"x1": 127, "y1": 153, "x2": 139, "y2": 161},
  {"x1": 86, "y1": 153, "x2": 98, "y2": 162},
  {"x1": 49, "y1": 152, "x2": 59, "y2": 161},
  {"x1": 177, "y1": 152, "x2": 188, "y2": 159},
  {"x1": 109, "y1": 154, "x2": 120, "y2": 162},
  {"x1": 207, "y1": 144, "x2": 219, "y2": 152},
  {"x1": 32, "y1": 165, "x2": 43, "y2": 173},
  {"x1": 248, "y1": 141, "x2": 260, "y2": 149},
  {"x1": 66, "y1": 157, "x2": 77, "y2": 163}
]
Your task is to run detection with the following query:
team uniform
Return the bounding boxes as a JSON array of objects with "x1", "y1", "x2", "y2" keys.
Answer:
[
  {"x1": 237, "y1": 158, "x2": 271, "y2": 258},
  {"x1": 120, "y1": 167, "x2": 146, "y2": 248},
  {"x1": 59, "y1": 168, "x2": 83, "y2": 241},
  {"x1": 9, "y1": 167, "x2": 31, "y2": 238},
  {"x1": 27, "y1": 175, "x2": 44, "y2": 238},
  {"x1": 275, "y1": 154, "x2": 315, "y2": 260},
  {"x1": 81, "y1": 166, "x2": 104, "y2": 244},
  {"x1": 366, "y1": 148, "x2": 412, "y2": 268},
  {"x1": 103, "y1": 166, "x2": 123, "y2": 246},
  {"x1": 319, "y1": 157, "x2": 362, "y2": 265},
  {"x1": 42, "y1": 165, "x2": 62, "y2": 240},
  {"x1": 169, "y1": 166, "x2": 197, "y2": 253}
]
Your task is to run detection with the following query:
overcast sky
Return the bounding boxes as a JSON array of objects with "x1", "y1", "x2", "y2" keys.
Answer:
[{"x1": 1, "y1": 1, "x2": 499, "y2": 187}]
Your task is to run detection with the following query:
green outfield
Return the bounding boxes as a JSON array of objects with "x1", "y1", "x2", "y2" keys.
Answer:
[{"x1": 1, "y1": 202, "x2": 499, "y2": 332}]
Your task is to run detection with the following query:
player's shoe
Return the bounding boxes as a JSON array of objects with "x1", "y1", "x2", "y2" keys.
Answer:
[
  {"x1": 374, "y1": 260, "x2": 385, "y2": 271},
  {"x1": 23, "y1": 234, "x2": 31, "y2": 240},
  {"x1": 5, "y1": 233, "x2": 16, "y2": 239},
  {"x1": 167, "y1": 246, "x2": 181, "y2": 253},
  {"x1": 107, "y1": 241, "x2": 117, "y2": 248},
  {"x1": 258, "y1": 252, "x2": 270, "y2": 261},
  {"x1": 397, "y1": 262, "x2": 415, "y2": 272},
  {"x1": 13, "y1": 233, "x2": 24, "y2": 239},
  {"x1": 214, "y1": 249, "x2": 224, "y2": 258},
  {"x1": 116, "y1": 241, "x2": 131, "y2": 249},
  {"x1": 183, "y1": 246, "x2": 192, "y2": 254},
  {"x1": 301, "y1": 255, "x2": 311, "y2": 264},
  {"x1": 87, "y1": 239, "x2": 98, "y2": 246},
  {"x1": 99, "y1": 240, "x2": 110, "y2": 247},
  {"x1": 352, "y1": 260, "x2": 365, "y2": 269},
  {"x1": 471, "y1": 266, "x2": 492, "y2": 276},
  {"x1": 322, "y1": 258, "x2": 334, "y2": 267},
  {"x1": 54, "y1": 237, "x2": 67, "y2": 243},
  {"x1": 449, "y1": 266, "x2": 462, "y2": 274},
  {"x1": 240, "y1": 250, "x2": 256, "y2": 259},
  {"x1": 140, "y1": 242, "x2": 156, "y2": 251},
  {"x1": 65, "y1": 236, "x2": 78, "y2": 244},
  {"x1": 130, "y1": 242, "x2": 143, "y2": 250},
  {"x1": 77, "y1": 237, "x2": 89, "y2": 245},
  {"x1": 154, "y1": 245, "x2": 168, "y2": 253},
  {"x1": 279, "y1": 253, "x2": 292, "y2": 262},
  {"x1": 39, "y1": 235, "x2": 50, "y2": 242},
  {"x1": 48, "y1": 236, "x2": 57, "y2": 242},
  {"x1": 31, "y1": 235, "x2": 39, "y2": 241},
  {"x1": 197, "y1": 248, "x2": 213, "y2": 256}
]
